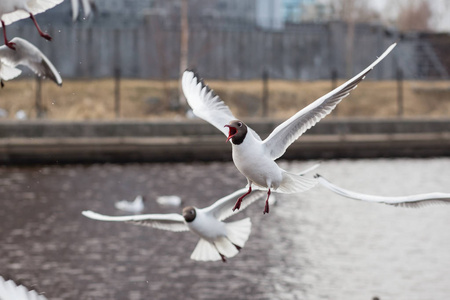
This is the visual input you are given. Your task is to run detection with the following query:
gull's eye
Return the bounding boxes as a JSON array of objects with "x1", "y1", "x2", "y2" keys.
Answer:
[{"x1": 238, "y1": 122, "x2": 242, "y2": 127}]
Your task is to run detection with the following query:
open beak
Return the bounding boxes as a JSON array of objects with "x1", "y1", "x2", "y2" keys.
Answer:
[{"x1": 224, "y1": 125, "x2": 237, "y2": 143}]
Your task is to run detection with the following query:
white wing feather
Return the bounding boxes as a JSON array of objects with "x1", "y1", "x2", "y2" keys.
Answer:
[
  {"x1": 182, "y1": 70, "x2": 237, "y2": 136},
  {"x1": 1, "y1": 0, "x2": 64, "y2": 26},
  {"x1": 0, "y1": 276, "x2": 48, "y2": 300},
  {"x1": 203, "y1": 188, "x2": 267, "y2": 221},
  {"x1": 82, "y1": 210, "x2": 189, "y2": 232},
  {"x1": 316, "y1": 174, "x2": 450, "y2": 208},
  {"x1": 0, "y1": 37, "x2": 62, "y2": 85},
  {"x1": 263, "y1": 43, "x2": 397, "y2": 160}
]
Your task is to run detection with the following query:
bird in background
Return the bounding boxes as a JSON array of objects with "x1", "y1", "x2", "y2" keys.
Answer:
[
  {"x1": 315, "y1": 174, "x2": 450, "y2": 207},
  {"x1": 0, "y1": 275, "x2": 48, "y2": 300},
  {"x1": 181, "y1": 43, "x2": 397, "y2": 214},
  {"x1": 0, "y1": 0, "x2": 63, "y2": 50},
  {"x1": 0, "y1": 37, "x2": 63, "y2": 87},
  {"x1": 114, "y1": 195, "x2": 145, "y2": 214},
  {"x1": 71, "y1": 0, "x2": 95, "y2": 21}
]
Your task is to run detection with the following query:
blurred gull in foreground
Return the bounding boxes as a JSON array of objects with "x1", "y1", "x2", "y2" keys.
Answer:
[
  {"x1": 316, "y1": 174, "x2": 450, "y2": 207},
  {"x1": 84, "y1": 188, "x2": 269, "y2": 262},
  {"x1": 0, "y1": 0, "x2": 63, "y2": 49},
  {"x1": 181, "y1": 43, "x2": 396, "y2": 214},
  {"x1": 115, "y1": 195, "x2": 144, "y2": 214},
  {"x1": 0, "y1": 276, "x2": 48, "y2": 300},
  {"x1": 0, "y1": 37, "x2": 63, "y2": 86}
]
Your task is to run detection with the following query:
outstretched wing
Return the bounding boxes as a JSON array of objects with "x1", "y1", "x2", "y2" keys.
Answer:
[
  {"x1": 1, "y1": 0, "x2": 63, "y2": 26},
  {"x1": 0, "y1": 276, "x2": 48, "y2": 300},
  {"x1": 263, "y1": 43, "x2": 396, "y2": 160},
  {"x1": 82, "y1": 210, "x2": 189, "y2": 232},
  {"x1": 0, "y1": 37, "x2": 62, "y2": 86},
  {"x1": 203, "y1": 188, "x2": 268, "y2": 221},
  {"x1": 182, "y1": 70, "x2": 237, "y2": 136},
  {"x1": 316, "y1": 174, "x2": 450, "y2": 208}
]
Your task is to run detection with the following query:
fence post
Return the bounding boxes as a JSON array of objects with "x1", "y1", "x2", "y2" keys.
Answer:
[
  {"x1": 397, "y1": 68, "x2": 403, "y2": 117},
  {"x1": 35, "y1": 76, "x2": 43, "y2": 118},
  {"x1": 262, "y1": 69, "x2": 269, "y2": 117},
  {"x1": 114, "y1": 68, "x2": 121, "y2": 118}
]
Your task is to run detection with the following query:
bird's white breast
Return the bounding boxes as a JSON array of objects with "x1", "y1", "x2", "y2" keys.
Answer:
[
  {"x1": 187, "y1": 210, "x2": 227, "y2": 241},
  {"x1": 231, "y1": 135, "x2": 283, "y2": 189}
]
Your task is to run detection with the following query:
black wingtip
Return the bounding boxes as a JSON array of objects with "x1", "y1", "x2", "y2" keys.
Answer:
[
  {"x1": 184, "y1": 69, "x2": 215, "y2": 96},
  {"x1": 314, "y1": 174, "x2": 321, "y2": 178}
]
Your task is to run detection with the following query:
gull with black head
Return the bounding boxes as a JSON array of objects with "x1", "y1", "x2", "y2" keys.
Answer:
[
  {"x1": 182, "y1": 43, "x2": 397, "y2": 214},
  {"x1": 83, "y1": 188, "x2": 270, "y2": 262}
]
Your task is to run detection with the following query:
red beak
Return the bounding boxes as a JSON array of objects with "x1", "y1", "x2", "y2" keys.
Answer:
[{"x1": 224, "y1": 125, "x2": 237, "y2": 143}]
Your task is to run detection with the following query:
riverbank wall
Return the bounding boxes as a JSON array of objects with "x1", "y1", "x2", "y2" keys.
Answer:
[{"x1": 0, "y1": 118, "x2": 449, "y2": 164}]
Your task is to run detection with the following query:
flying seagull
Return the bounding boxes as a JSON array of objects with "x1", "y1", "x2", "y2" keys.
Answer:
[
  {"x1": 71, "y1": 0, "x2": 94, "y2": 21},
  {"x1": 114, "y1": 195, "x2": 145, "y2": 214},
  {"x1": 83, "y1": 188, "x2": 268, "y2": 262},
  {"x1": 0, "y1": 37, "x2": 62, "y2": 86},
  {"x1": 182, "y1": 43, "x2": 396, "y2": 214},
  {"x1": 0, "y1": 0, "x2": 63, "y2": 50},
  {"x1": 315, "y1": 174, "x2": 450, "y2": 207},
  {"x1": 0, "y1": 276, "x2": 48, "y2": 300}
]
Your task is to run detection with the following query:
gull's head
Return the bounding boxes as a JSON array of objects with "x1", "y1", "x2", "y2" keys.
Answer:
[
  {"x1": 182, "y1": 206, "x2": 196, "y2": 222},
  {"x1": 224, "y1": 120, "x2": 247, "y2": 145}
]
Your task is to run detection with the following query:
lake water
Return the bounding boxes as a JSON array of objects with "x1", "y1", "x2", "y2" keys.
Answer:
[{"x1": 0, "y1": 158, "x2": 449, "y2": 300}]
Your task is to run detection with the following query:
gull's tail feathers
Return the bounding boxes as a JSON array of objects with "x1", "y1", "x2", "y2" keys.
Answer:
[
  {"x1": 190, "y1": 239, "x2": 222, "y2": 262},
  {"x1": 225, "y1": 217, "x2": 252, "y2": 248},
  {"x1": 214, "y1": 236, "x2": 239, "y2": 259},
  {"x1": 277, "y1": 171, "x2": 318, "y2": 194}
]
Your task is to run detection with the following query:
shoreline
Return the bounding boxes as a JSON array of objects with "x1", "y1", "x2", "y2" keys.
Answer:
[{"x1": 1, "y1": 118, "x2": 449, "y2": 164}]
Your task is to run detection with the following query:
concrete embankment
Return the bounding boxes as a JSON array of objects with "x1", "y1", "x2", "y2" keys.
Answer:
[{"x1": 0, "y1": 118, "x2": 449, "y2": 164}]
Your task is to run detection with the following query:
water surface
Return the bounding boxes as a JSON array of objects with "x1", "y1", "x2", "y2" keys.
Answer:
[{"x1": 0, "y1": 158, "x2": 449, "y2": 300}]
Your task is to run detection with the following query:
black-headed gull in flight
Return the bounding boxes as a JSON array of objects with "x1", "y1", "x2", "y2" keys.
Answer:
[
  {"x1": 0, "y1": 276, "x2": 48, "y2": 300},
  {"x1": 114, "y1": 195, "x2": 145, "y2": 214},
  {"x1": 182, "y1": 43, "x2": 396, "y2": 214},
  {"x1": 71, "y1": 0, "x2": 94, "y2": 21},
  {"x1": 83, "y1": 188, "x2": 271, "y2": 262},
  {"x1": 0, "y1": 37, "x2": 62, "y2": 86},
  {"x1": 315, "y1": 174, "x2": 450, "y2": 207},
  {"x1": 0, "y1": 0, "x2": 63, "y2": 50}
]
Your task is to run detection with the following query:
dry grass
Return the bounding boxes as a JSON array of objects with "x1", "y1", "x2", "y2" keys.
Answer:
[{"x1": 0, "y1": 78, "x2": 449, "y2": 120}]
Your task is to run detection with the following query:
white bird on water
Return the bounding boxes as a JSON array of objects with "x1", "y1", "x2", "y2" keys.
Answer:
[
  {"x1": 0, "y1": 37, "x2": 62, "y2": 87},
  {"x1": 182, "y1": 43, "x2": 396, "y2": 214},
  {"x1": 83, "y1": 188, "x2": 267, "y2": 262},
  {"x1": 0, "y1": 276, "x2": 48, "y2": 300},
  {"x1": 316, "y1": 174, "x2": 450, "y2": 207},
  {"x1": 114, "y1": 195, "x2": 145, "y2": 214},
  {"x1": 0, "y1": 0, "x2": 63, "y2": 50}
]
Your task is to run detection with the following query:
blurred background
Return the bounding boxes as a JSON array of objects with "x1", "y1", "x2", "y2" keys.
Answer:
[
  {"x1": 1, "y1": 1, "x2": 450, "y2": 300},
  {"x1": 0, "y1": 0, "x2": 449, "y2": 120}
]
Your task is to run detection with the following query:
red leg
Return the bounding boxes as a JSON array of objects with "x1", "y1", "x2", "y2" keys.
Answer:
[
  {"x1": 232, "y1": 185, "x2": 252, "y2": 211},
  {"x1": 263, "y1": 189, "x2": 271, "y2": 214},
  {"x1": 29, "y1": 14, "x2": 52, "y2": 41},
  {"x1": 2, "y1": 21, "x2": 15, "y2": 50}
]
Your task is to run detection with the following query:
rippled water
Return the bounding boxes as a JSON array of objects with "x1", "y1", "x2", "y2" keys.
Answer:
[{"x1": 0, "y1": 158, "x2": 449, "y2": 300}]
